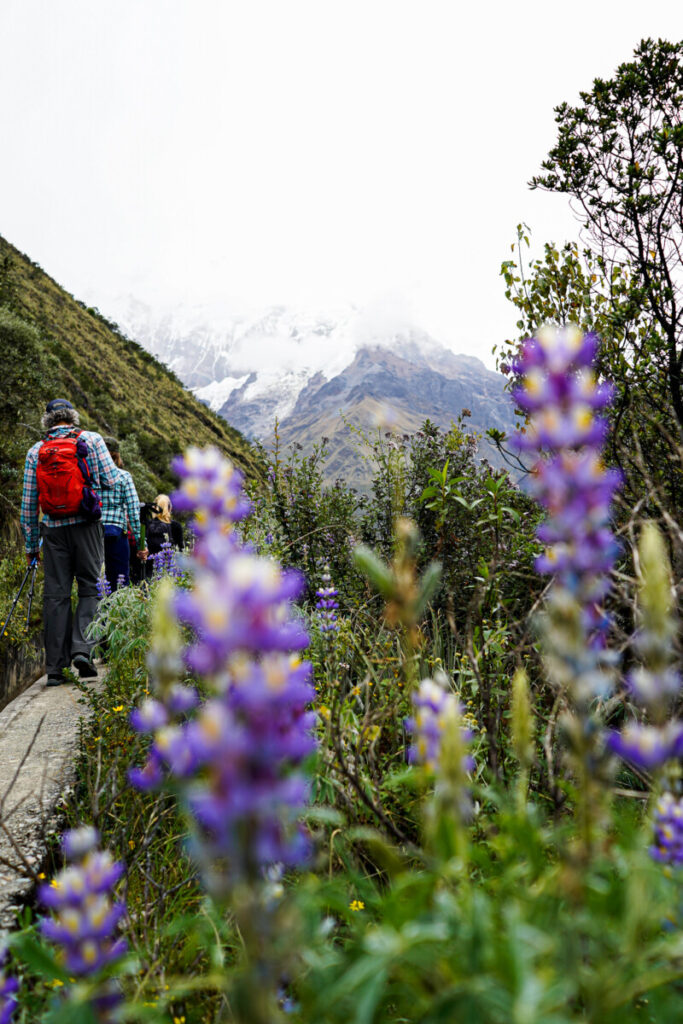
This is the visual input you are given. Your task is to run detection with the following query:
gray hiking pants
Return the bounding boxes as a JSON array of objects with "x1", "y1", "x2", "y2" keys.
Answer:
[{"x1": 42, "y1": 522, "x2": 104, "y2": 678}]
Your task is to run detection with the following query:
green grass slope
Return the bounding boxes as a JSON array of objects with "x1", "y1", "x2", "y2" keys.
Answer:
[{"x1": 0, "y1": 234, "x2": 263, "y2": 539}]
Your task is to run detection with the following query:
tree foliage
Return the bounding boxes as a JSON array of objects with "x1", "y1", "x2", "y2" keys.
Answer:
[
  {"x1": 531, "y1": 38, "x2": 683, "y2": 428},
  {"x1": 498, "y1": 227, "x2": 683, "y2": 513}
]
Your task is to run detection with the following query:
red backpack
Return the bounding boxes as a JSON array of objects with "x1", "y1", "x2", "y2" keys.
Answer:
[{"x1": 37, "y1": 430, "x2": 99, "y2": 518}]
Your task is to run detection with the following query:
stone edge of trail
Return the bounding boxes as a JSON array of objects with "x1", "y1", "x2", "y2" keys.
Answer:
[{"x1": 0, "y1": 666, "x2": 104, "y2": 935}]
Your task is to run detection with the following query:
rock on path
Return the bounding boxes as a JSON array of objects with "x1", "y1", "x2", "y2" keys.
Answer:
[{"x1": 0, "y1": 667, "x2": 103, "y2": 933}]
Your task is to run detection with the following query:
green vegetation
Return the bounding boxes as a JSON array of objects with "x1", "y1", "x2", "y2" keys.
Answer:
[
  {"x1": 3, "y1": 35, "x2": 683, "y2": 1024},
  {"x1": 0, "y1": 234, "x2": 262, "y2": 661},
  {"x1": 0, "y1": 233, "x2": 263, "y2": 545}
]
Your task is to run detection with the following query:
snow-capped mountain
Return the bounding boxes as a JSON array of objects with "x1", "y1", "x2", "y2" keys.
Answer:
[
  {"x1": 114, "y1": 298, "x2": 361, "y2": 434},
  {"x1": 107, "y1": 297, "x2": 515, "y2": 487}
]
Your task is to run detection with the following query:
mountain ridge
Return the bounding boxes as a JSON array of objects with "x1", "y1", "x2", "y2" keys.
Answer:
[{"x1": 108, "y1": 298, "x2": 515, "y2": 490}]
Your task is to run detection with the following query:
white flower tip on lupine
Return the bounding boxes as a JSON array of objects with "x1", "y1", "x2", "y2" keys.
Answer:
[{"x1": 62, "y1": 826, "x2": 100, "y2": 861}]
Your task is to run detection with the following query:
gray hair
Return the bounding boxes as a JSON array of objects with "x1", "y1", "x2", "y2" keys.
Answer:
[{"x1": 41, "y1": 406, "x2": 81, "y2": 432}]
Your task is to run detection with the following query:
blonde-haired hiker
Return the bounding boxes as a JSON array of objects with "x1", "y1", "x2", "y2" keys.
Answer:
[{"x1": 146, "y1": 493, "x2": 184, "y2": 558}]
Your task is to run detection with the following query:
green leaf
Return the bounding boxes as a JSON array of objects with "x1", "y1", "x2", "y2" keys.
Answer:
[
  {"x1": 353, "y1": 546, "x2": 395, "y2": 599},
  {"x1": 8, "y1": 931, "x2": 70, "y2": 983},
  {"x1": 416, "y1": 561, "x2": 443, "y2": 616}
]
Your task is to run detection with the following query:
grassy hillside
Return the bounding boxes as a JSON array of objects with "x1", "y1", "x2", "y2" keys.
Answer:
[{"x1": 0, "y1": 234, "x2": 263, "y2": 540}]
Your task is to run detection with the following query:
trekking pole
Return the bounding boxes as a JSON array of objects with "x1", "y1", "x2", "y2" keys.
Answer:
[
  {"x1": 0, "y1": 551, "x2": 39, "y2": 641},
  {"x1": 25, "y1": 539, "x2": 43, "y2": 631}
]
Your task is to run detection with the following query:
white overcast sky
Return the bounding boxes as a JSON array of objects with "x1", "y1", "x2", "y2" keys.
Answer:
[{"x1": 0, "y1": 1, "x2": 681, "y2": 367}]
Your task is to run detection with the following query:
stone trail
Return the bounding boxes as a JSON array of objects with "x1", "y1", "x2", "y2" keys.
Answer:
[{"x1": 0, "y1": 667, "x2": 103, "y2": 934}]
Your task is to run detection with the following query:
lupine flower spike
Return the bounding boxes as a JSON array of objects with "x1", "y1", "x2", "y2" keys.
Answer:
[
  {"x1": 39, "y1": 827, "x2": 127, "y2": 1018},
  {"x1": 316, "y1": 565, "x2": 339, "y2": 632},
  {"x1": 130, "y1": 447, "x2": 317, "y2": 893},
  {"x1": 511, "y1": 324, "x2": 621, "y2": 657},
  {"x1": 407, "y1": 674, "x2": 473, "y2": 813},
  {"x1": 650, "y1": 792, "x2": 683, "y2": 867},
  {"x1": 510, "y1": 326, "x2": 621, "y2": 708},
  {"x1": 510, "y1": 325, "x2": 620, "y2": 849},
  {"x1": 0, "y1": 946, "x2": 18, "y2": 1024},
  {"x1": 151, "y1": 540, "x2": 181, "y2": 579},
  {"x1": 607, "y1": 523, "x2": 683, "y2": 772},
  {"x1": 406, "y1": 674, "x2": 474, "y2": 859}
]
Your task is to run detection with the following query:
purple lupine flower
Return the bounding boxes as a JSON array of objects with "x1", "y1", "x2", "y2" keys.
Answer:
[
  {"x1": 406, "y1": 676, "x2": 473, "y2": 773},
  {"x1": 175, "y1": 542, "x2": 309, "y2": 676},
  {"x1": 315, "y1": 565, "x2": 339, "y2": 633},
  {"x1": 39, "y1": 828, "x2": 127, "y2": 986},
  {"x1": 182, "y1": 653, "x2": 316, "y2": 883},
  {"x1": 650, "y1": 792, "x2": 683, "y2": 866},
  {"x1": 129, "y1": 698, "x2": 169, "y2": 734},
  {"x1": 96, "y1": 572, "x2": 111, "y2": 600},
  {"x1": 510, "y1": 325, "x2": 621, "y2": 644},
  {"x1": 130, "y1": 448, "x2": 318, "y2": 890},
  {"x1": 151, "y1": 540, "x2": 181, "y2": 580},
  {"x1": 606, "y1": 722, "x2": 683, "y2": 771},
  {"x1": 171, "y1": 446, "x2": 252, "y2": 535},
  {"x1": 0, "y1": 948, "x2": 18, "y2": 1024}
]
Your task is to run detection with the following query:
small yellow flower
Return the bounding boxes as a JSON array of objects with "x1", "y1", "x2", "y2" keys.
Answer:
[
  {"x1": 128, "y1": 840, "x2": 135, "y2": 850},
  {"x1": 349, "y1": 899, "x2": 365, "y2": 912},
  {"x1": 37, "y1": 872, "x2": 46, "y2": 880},
  {"x1": 112, "y1": 704, "x2": 124, "y2": 713},
  {"x1": 50, "y1": 979, "x2": 64, "y2": 988}
]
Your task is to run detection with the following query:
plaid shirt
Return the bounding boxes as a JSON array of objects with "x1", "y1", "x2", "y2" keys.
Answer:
[
  {"x1": 20, "y1": 426, "x2": 118, "y2": 554},
  {"x1": 100, "y1": 467, "x2": 142, "y2": 545}
]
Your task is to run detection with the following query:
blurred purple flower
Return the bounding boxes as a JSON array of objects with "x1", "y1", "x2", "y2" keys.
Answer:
[
  {"x1": 171, "y1": 445, "x2": 252, "y2": 534},
  {"x1": 175, "y1": 547, "x2": 309, "y2": 676},
  {"x1": 184, "y1": 654, "x2": 316, "y2": 881},
  {"x1": 650, "y1": 792, "x2": 683, "y2": 866},
  {"x1": 39, "y1": 828, "x2": 127, "y2": 987},
  {"x1": 0, "y1": 947, "x2": 18, "y2": 1024},
  {"x1": 606, "y1": 722, "x2": 683, "y2": 770},
  {"x1": 406, "y1": 676, "x2": 473, "y2": 773}
]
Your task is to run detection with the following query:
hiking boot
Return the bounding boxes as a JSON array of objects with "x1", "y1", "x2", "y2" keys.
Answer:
[
  {"x1": 46, "y1": 675, "x2": 65, "y2": 687},
  {"x1": 72, "y1": 653, "x2": 98, "y2": 679}
]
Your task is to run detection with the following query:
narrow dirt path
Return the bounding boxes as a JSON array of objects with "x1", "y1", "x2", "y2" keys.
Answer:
[{"x1": 0, "y1": 667, "x2": 104, "y2": 933}]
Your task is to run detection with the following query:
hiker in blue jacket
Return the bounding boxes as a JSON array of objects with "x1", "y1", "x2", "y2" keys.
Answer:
[
  {"x1": 101, "y1": 437, "x2": 148, "y2": 592},
  {"x1": 20, "y1": 399, "x2": 118, "y2": 686}
]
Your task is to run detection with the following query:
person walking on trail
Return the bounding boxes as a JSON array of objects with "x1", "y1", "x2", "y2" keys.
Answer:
[
  {"x1": 143, "y1": 494, "x2": 184, "y2": 579},
  {"x1": 101, "y1": 437, "x2": 148, "y2": 592},
  {"x1": 145, "y1": 494, "x2": 184, "y2": 568},
  {"x1": 20, "y1": 398, "x2": 118, "y2": 687}
]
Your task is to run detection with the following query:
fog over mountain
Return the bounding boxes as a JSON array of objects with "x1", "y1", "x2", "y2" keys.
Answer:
[{"x1": 111, "y1": 297, "x2": 517, "y2": 488}]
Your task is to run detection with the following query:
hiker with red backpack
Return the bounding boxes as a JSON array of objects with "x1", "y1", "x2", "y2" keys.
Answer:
[{"x1": 20, "y1": 398, "x2": 119, "y2": 687}]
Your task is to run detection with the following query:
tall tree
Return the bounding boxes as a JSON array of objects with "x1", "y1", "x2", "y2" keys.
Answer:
[
  {"x1": 499, "y1": 227, "x2": 683, "y2": 513},
  {"x1": 531, "y1": 38, "x2": 683, "y2": 429}
]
